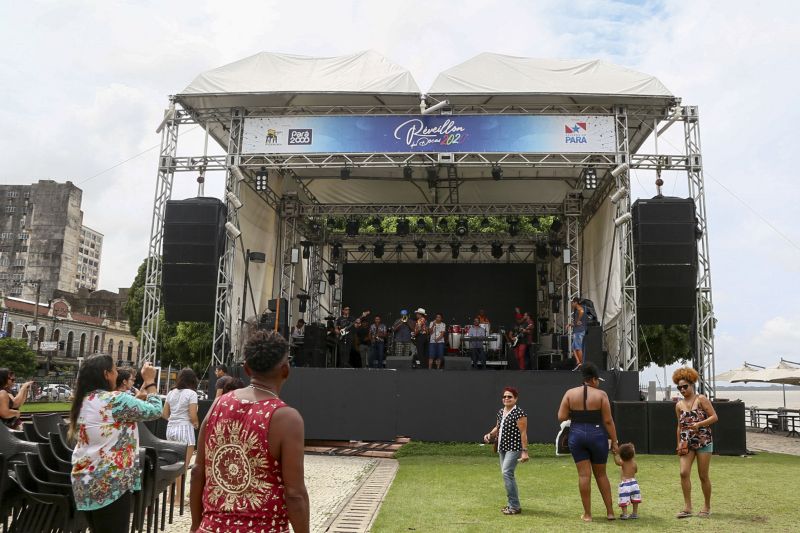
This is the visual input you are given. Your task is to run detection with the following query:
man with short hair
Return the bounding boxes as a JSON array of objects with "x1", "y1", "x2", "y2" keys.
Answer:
[
  {"x1": 334, "y1": 306, "x2": 355, "y2": 368},
  {"x1": 214, "y1": 365, "x2": 228, "y2": 379},
  {"x1": 368, "y1": 315, "x2": 388, "y2": 368},
  {"x1": 570, "y1": 297, "x2": 587, "y2": 370},
  {"x1": 392, "y1": 310, "x2": 414, "y2": 358},
  {"x1": 467, "y1": 317, "x2": 487, "y2": 370}
]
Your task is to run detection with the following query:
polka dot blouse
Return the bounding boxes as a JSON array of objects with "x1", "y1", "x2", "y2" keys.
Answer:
[{"x1": 496, "y1": 405, "x2": 527, "y2": 452}]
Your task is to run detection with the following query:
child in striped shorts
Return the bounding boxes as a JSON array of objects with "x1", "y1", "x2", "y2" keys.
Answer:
[{"x1": 613, "y1": 442, "x2": 641, "y2": 519}]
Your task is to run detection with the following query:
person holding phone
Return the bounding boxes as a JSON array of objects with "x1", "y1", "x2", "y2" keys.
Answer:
[{"x1": 0, "y1": 368, "x2": 32, "y2": 430}]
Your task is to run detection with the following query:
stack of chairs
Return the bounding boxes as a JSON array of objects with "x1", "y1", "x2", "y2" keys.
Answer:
[{"x1": 0, "y1": 412, "x2": 189, "y2": 533}]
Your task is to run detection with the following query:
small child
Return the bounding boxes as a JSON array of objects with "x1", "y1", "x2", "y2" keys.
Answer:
[{"x1": 613, "y1": 442, "x2": 641, "y2": 520}]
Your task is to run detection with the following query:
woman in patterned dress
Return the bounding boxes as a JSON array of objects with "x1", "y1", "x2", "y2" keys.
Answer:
[
  {"x1": 69, "y1": 355, "x2": 163, "y2": 533},
  {"x1": 190, "y1": 330, "x2": 309, "y2": 533},
  {"x1": 483, "y1": 387, "x2": 529, "y2": 515}
]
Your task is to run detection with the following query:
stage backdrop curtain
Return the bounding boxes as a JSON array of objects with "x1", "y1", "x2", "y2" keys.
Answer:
[{"x1": 581, "y1": 196, "x2": 621, "y2": 327}]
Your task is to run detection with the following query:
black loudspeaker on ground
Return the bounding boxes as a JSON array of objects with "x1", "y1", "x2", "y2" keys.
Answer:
[{"x1": 162, "y1": 198, "x2": 227, "y2": 322}]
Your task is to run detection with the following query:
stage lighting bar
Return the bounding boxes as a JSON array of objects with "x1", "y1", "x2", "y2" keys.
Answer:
[
  {"x1": 255, "y1": 168, "x2": 268, "y2": 191},
  {"x1": 583, "y1": 167, "x2": 598, "y2": 189}
]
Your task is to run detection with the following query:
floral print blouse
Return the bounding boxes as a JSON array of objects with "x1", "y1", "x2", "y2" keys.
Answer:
[{"x1": 71, "y1": 390, "x2": 163, "y2": 510}]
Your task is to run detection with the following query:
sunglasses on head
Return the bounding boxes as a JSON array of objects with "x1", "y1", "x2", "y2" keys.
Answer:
[{"x1": 677, "y1": 384, "x2": 691, "y2": 391}]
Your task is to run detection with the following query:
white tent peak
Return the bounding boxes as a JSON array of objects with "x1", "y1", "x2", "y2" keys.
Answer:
[
  {"x1": 180, "y1": 49, "x2": 420, "y2": 96},
  {"x1": 428, "y1": 52, "x2": 673, "y2": 98}
]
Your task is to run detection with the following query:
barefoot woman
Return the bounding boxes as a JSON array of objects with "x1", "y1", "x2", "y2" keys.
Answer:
[{"x1": 673, "y1": 367, "x2": 718, "y2": 519}]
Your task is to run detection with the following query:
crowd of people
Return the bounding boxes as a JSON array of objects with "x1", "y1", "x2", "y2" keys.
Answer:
[{"x1": 485, "y1": 364, "x2": 718, "y2": 521}]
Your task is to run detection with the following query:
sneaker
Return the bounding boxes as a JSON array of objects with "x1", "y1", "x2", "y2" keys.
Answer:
[
  {"x1": 629, "y1": 514, "x2": 639, "y2": 519},
  {"x1": 572, "y1": 364, "x2": 582, "y2": 371},
  {"x1": 501, "y1": 507, "x2": 522, "y2": 515}
]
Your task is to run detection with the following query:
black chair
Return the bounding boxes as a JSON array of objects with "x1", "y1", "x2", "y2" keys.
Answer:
[
  {"x1": 48, "y1": 432, "x2": 73, "y2": 464},
  {"x1": 25, "y1": 452, "x2": 71, "y2": 486},
  {"x1": 141, "y1": 447, "x2": 184, "y2": 533},
  {"x1": 31, "y1": 414, "x2": 64, "y2": 441},
  {"x1": 0, "y1": 423, "x2": 39, "y2": 465},
  {"x1": 0, "y1": 453, "x2": 21, "y2": 533},
  {"x1": 58, "y1": 422, "x2": 77, "y2": 449},
  {"x1": 12, "y1": 462, "x2": 86, "y2": 533},
  {"x1": 137, "y1": 422, "x2": 189, "y2": 520},
  {"x1": 37, "y1": 443, "x2": 72, "y2": 474},
  {"x1": 21, "y1": 422, "x2": 48, "y2": 444}
]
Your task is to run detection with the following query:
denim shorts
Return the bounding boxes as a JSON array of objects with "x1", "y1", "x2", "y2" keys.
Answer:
[
  {"x1": 696, "y1": 441, "x2": 713, "y2": 454},
  {"x1": 428, "y1": 342, "x2": 445, "y2": 359},
  {"x1": 572, "y1": 331, "x2": 586, "y2": 351},
  {"x1": 568, "y1": 422, "x2": 609, "y2": 464}
]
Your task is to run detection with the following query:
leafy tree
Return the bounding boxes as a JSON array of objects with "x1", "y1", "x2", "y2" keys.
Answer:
[
  {"x1": 0, "y1": 338, "x2": 37, "y2": 376},
  {"x1": 637, "y1": 324, "x2": 692, "y2": 369},
  {"x1": 124, "y1": 260, "x2": 147, "y2": 338}
]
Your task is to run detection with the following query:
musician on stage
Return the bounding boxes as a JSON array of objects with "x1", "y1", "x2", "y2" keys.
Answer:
[
  {"x1": 509, "y1": 310, "x2": 534, "y2": 370},
  {"x1": 428, "y1": 313, "x2": 447, "y2": 370},
  {"x1": 570, "y1": 297, "x2": 587, "y2": 370},
  {"x1": 368, "y1": 315, "x2": 388, "y2": 368},
  {"x1": 335, "y1": 306, "x2": 369, "y2": 368},
  {"x1": 476, "y1": 309, "x2": 490, "y2": 326},
  {"x1": 413, "y1": 308, "x2": 429, "y2": 368},
  {"x1": 392, "y1": 310, "x2": 414, "y2": 358},
  {"x1": 467, "y1": 317, "x2": 487, "y2": 369},
  {"x1": 290, "y1": 319, "x2": 305, "y2": 363},
  {"x1": 354, "y1": 318, "x2": 370, "y2": 368}
]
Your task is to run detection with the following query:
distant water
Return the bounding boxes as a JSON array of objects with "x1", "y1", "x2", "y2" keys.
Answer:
[{"x1": 653, "y1": 389, "x2": 800, "y2": 409}]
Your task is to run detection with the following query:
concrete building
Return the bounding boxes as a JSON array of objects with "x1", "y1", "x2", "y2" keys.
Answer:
[
  {"x1": 76, "y1": 226, "x2": 103, "y2": 291},
  {"x1": 53, "y1": 287, "x2": 129, "y2": 322},
  {"x1": 0, "y1": 180, "x2": 84, "y2": 301}
]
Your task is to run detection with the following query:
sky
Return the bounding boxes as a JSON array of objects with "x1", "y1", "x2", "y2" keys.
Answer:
[{"x1": 1, "y1": 0, "x2": 799, "y2": 383}]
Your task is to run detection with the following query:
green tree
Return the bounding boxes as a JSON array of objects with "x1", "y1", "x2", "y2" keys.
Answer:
[
  {"x1": 0, "y1": 338, "x2": 37, "y2": 376},
  {"x1": 637, "y1": 324, "x2": 692, "y2": 368},
  {"x1": 124, "y1": 259, "x2": 147, "y2": 338}
]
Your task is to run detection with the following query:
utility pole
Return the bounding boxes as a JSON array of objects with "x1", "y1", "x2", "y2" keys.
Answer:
[{"x1": 24, "y1": 280, "x2": 43, "y2": 366}]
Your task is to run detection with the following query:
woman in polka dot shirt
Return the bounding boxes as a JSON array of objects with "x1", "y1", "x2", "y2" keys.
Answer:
[{"x1": 483, "y1": 387, "x2": 529, "y2": 515}]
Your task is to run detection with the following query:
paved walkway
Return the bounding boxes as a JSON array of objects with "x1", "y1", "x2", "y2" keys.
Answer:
[
  {"x1": 746, "y1": 429, "x2": 800, "y2": 456},
  {"x1": 164, "y1": 455, "x2": 383, "y2": 533}
]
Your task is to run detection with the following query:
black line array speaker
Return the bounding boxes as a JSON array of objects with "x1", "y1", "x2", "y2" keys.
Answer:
[
  {"x1": 259, "y1": 298, "x2": 289, "y2": 339},
  {"x1": 647, "y1": 401, "x2": 679, "y2": 454},
  {"x1": 709, "y1": 401, "x2": 746, "y2": 455},
  {"x1": 298, "y1": 324, "x2": 327, "y2": 367},
  {"x1": 162, "y1": 198, "x2": 227, "y2": 322},
  {"x1": 584, "y1": 325, "x2": 603, "y2": 368},
  {"x1": 613, "y1": 401, "x2": 649, "y2": 453},
  {"x1": 632, "y1": 197, "x2": 698, "y2": 325}
]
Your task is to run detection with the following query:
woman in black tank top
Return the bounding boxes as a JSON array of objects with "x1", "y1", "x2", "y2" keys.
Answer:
[{"x1": 557, "y1": 363, "x2": 619, "y2": 522}]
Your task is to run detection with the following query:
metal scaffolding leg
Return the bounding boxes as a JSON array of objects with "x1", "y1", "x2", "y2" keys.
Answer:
[
  {"x1": 140, "y1": 104, "x2": 178, "y2": 363},
  {"x1": 564, "y1": 192, "x2": 582, "y2": 305},
  {"x1": 684, "y1": 106, "x2": 716, "y2": 398},
  {"x1": 277, "y1": 193, "x2": 301, "y2": 327},
  {"x1": 213, "y1": 110, "x2": 244, "y2": 366},
  {"x1": 614, "y1": 107, "x2": 639, "y2": 370}
]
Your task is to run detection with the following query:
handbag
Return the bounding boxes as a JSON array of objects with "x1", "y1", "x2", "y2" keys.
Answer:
[{"x1": 677, "y1": 440, "x2": 689, "y2": 456}]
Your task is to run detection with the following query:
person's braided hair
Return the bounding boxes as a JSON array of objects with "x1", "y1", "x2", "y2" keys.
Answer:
[{"x1": 243, "y1": 330, "x2": 289, "y2": 373}]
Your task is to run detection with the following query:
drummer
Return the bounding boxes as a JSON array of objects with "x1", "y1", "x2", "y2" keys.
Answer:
[
  {"x1": 476, "y1": 309, "x2": 490, "y2": 327},
  {"x1": 466, "y1": 317, "x2": 487, "y2": 369}
]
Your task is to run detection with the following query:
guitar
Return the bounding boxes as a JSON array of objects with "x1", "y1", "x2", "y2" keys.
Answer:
[{"x1": 338, "y1": 310, "x2": 370, "y2": 338}]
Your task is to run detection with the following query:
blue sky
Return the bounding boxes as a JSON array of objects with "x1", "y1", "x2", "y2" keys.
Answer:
[{"x1": 1, "y1": 0, "x2": 798, "y2": 382}]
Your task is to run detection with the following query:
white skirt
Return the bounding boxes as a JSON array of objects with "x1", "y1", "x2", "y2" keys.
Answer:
[{"x1": 166, "y1": 422, "x2": 196, "y2": 446}]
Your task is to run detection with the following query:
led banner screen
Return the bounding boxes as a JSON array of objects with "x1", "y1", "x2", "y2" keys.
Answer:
[{"x1": 242, "y1": 114, "x2": 616, "y2": 154}]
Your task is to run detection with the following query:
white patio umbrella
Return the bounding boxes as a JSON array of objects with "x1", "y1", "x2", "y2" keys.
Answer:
[
  {"x1": 732, "y1": 360, "x2": 800, "y2": 408},
  {"x1": 715, "y1": 363, "x2": 765, "y2": 383}
]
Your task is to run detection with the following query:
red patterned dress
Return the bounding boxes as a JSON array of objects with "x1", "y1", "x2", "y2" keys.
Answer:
[{"x1": 199, "y1": 393, "x2": 289, "y2": 533}]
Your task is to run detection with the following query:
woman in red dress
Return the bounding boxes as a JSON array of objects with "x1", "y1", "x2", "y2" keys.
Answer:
[{"x1": 190, "y1": 331, "x2": 309, "y2": 533}]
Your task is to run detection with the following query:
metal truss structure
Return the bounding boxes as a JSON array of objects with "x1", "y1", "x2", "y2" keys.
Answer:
[{"x1": 140, "y1": 100, "x2": 716, "y2": 395}]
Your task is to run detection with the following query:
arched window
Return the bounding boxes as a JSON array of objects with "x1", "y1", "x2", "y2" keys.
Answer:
[
  {"x1": 79, "y1": 333, "x2": 86, "y2": 356},
  {"x1": 66, "y1": 332, "x2": 74, "y2": 357},
  {"x1": 6, "y1": 322, "x2": 12, "y2": 337},
  {"x1": 107, "y1": 339, "x2": 114, "y2": 354},
  {"x1": 53, "y1": 329, "x2": 61, "y2": 342},
  {"x1": 127, "y1": 342, "x2": 133, "y2": 361},
  {"x1": 93, "y1": 335, "x2": 100, "y2": 353},
  {"x1": 38, "y1": 327, "x2": 45, "y2": 343},
  {"x1": 118, "y1": 341, "x2": 124, "y2": 358},
  {"x1": 22, "y1": 327, "x2": 28, "y2": 340}
]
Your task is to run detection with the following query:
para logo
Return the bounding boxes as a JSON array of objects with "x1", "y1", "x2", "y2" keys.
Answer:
[{"x1": 564, "y1": 122, "x2": 588, "y2": 144}]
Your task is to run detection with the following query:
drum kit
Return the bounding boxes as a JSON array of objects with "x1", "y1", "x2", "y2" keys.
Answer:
[{"x1": 446, "y1": 323, "x2": 505, "y2": 357}]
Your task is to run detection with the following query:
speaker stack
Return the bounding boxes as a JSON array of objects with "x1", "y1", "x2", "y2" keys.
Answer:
[
  {"x1": 162, "y1": 198, "x2": 227, "y2": 322},
  {"x1": 298, "y1": 323, "x2": 327, "y2": 367},
  {"x1": 632, "y1": 197, "x2": 698, "y2": 325},
  {"x1": 258, "y1": 298, "x2": 289, "y2": 339}
]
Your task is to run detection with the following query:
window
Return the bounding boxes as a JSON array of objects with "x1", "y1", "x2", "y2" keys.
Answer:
[
  {"x1": 11, "y1": 273, "x2": 22, "y2": 281},
  {"x1": 0, "y1": 233, "x2": 12, "y2": 240},
  {"x1": 18, "y1": 233, "x2": 28, "y2": 240},
  {"x1": 118, "y1": 341, "x2": 123, "y2": 358},
  {"x1": 6, "y1": 191, "x2": 17, "y2": 198},
  {"x1": 13, "y1": 259, "x2": 25, "y2": 267},
  {"x1": 4, "y1": 206, "x2": 14, "y2": 213},
  {"x1": 23, "y1": 191, "x2": 30, "y2": 198}
]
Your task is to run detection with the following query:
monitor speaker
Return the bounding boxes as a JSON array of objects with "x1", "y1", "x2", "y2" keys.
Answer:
[
  {"x1": 583, "y1": 326, "x2": 603, "y2": 367},
  {"x1": 613, "y1": 402, "x2": 649, "y2": 453},
  {"x1": 298, "y1": 324, "x2": 327, "y2": 367},
  {"x1": 162, "y1": 198, "x2": 226, "y2": 322},
  {"x1": 632, "y1": 197, "x2": 698, "y2": 325},
  {"x1": 710, "y1": 401, "x2": 746, "y2": 455},
  {"x1": 647, "y1": 401, "x2": 679, "y2": 454}
]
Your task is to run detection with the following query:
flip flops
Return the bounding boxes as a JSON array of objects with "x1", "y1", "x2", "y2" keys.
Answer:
[
  {"x1": 676, "y1": 510, "x2": 693, "y2": 518},
  {"x1": 502, "y1": 507, "x2": 522, "y2": 515},
  {"x1": 697, "y1": 510, "x2": 711, "y2": 518}
]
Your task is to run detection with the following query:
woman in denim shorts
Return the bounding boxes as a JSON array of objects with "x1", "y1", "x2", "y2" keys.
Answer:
[{"x1": 557, "y1": 363, "x2": 620, "y2": 522}]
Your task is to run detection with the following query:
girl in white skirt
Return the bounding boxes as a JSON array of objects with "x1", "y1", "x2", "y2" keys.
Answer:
[{"x1": 162, "y1": 368, "x2": 200, "y2": 469}]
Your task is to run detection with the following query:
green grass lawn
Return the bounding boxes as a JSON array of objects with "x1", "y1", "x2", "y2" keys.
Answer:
[
  {"x1": 20, "y1": 402, "x2": 71, "y2": 413},
  {"x1": 373, "y1": 442, "x2": 795, "y2": 532}
]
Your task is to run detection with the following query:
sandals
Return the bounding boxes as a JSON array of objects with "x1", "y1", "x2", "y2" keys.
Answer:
[
  {"x1": 502, "y1": 507, "x2": 522, "y2": 515},
  {"x1": 697, "y1": 510, "x2": 711, "y2": 518},
  {"x1": 676, "y1": 510, "x2": 693, "y2": 519}
]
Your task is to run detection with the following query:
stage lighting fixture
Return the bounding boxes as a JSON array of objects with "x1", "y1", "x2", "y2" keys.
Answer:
[
  {"x1": 438, "y1": 217, "x2": 449, "y2": 230},
  {"x1": 358, "y1": 244, "x2": 367, "y2": 253},
  {"x1": 318, "y1": 280, "x2": 327, "y2": 294},
  {"x1": 327, "y1": 217, "x2": 337, "y2": 228},
  {"x1": 551, "y1": 241, "x2": 562, "y2": 257},
  {"x1": 300, "y1": 241, "x2": 312, "y2": 259},
  {"x1": 395, "y1": 244, "x2": 403, "y2": 253},
  {"x1": 290, "y1": 248, "x2": 300, "y2": 264},
  {"x1": 403, "y1": 165, "x2": 413, "y2": 179},
  {"x1": 326, "y1": 269, "x2": 337, "y2": 285},
  {"x1": 416, "y1": 218, "x2": 427, "y2": 231},
  {"x1": 614, "y1": 212, "x2": 633, "y2": 226},
  {"x1": 340, "y1": 166, "x2": 351, "y2": 180},
  {"x1": 508, "y1": 244, "x2": 516, "y2": 254},
  {"x1": 255, "y1": 168, "x2": 268, "y2": 191},
  {"x1": 310, "y1": 220, "x2": 322, "y2": 233},
  {"x1": 230, "y1": 165, "x2": 246, "y2": 182},
  {"x1": 507, "y1": 217, "x2": 520, "y2": 237},
  {"x1": 530, "y1": 216, "x2": 540, "y2": 228},
  {"x1": 224, "y1": 221, "x2": 241, "y2": 240},
  {"x1": 414, "y1": 240, "x2": 426, "y2": 259},
  {"x1": 470, "y1": 244, "x2": 479, "y2": 253},
  {"x1": 373, "y1": 241, "x2": 385, "y2": 258},
  {"x1": 421, "y1": 99, "x2": 451, "y2": 115},
  {"x1": 225, "y1": 191, "x2": 243, "y2": 210},
  {"x1": 491, "y1": 241, "x2": 503, "y2": 259},
  {"x1": 480, "y1": 217, "x2": 490, "y2": 229},
  {"x1": 433, "y1": 244, "x2": 442, "y2": 253},
  {"x1": 426, "y1": 167, "x2": 438, "y2": 189},
  {"x1": 345, "y1": 218, "x2": 359, "y2": 237},
  {"x1": 583, "y1": 167, "x2": 598, "y2": 189},
  {"x1": 455, "y1": 218, "x2": 469, "y2": 237},
  {"x1": 450, "y1": 242, "x2": 460, "y2": 259},
  {"x1": 396, "y1": 218, "x2": 410, "y2": 236},
  {"x1": 331, "y1": 242, "x2": 342, "y2": 260},
  {"x1": 610, "y1": 187, "x2": 628, "y2": 204},
  {"x1": 611, "y1": 162, "x2": 630, "y2": 178},
  {"x1": 491, "y1": 164, "x2": 503, "y2": 181},
  {"x1": 550, "y1": 217, "x2": 563, "y2": 233},
  {"x1": 297, "y1": 293, "x2": 310, "y2": 313},
  {"x1": 535, "y1": 242, "x2": 549, "y2": 260}
]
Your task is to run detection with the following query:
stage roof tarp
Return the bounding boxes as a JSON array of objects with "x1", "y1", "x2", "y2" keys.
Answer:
[{"x1": 428, "y1": 53, "x2": 674, "y2": 106}]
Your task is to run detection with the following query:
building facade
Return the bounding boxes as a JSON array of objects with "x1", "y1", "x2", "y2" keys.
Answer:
[
  {"x1": 76, "y1": 226, "x2": 103, "y2": 291},
  {"x1": 0, "y1": 180, "x2": 85, "y2": 301}
]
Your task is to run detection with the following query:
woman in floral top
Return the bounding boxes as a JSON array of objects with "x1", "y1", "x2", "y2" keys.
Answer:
[{"x1": 69, "y1": 355, "x2": 163, "y2": 533}]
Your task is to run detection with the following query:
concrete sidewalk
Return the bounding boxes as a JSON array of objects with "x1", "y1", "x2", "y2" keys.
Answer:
[{"x1": 746, "y1": 428, "x2": 800, "y2": 456}]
